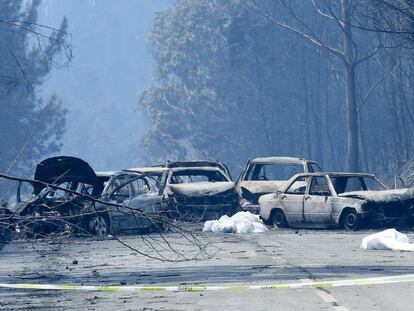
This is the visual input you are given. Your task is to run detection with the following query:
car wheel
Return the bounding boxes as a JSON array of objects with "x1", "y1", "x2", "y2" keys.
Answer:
[
  {"x1": 89, "y1": 215, "x2": 109, "y2": 238},
  {"x1": 272, "y1": 210, "x2": 288, "y2": 228},
  {"x1": 341, "y1": 209, "x2": 359, "y2": 231}
]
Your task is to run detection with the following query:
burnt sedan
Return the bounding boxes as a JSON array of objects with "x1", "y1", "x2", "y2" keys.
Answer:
[
  {"x1": 237, "y1": 157, "x2": 322, "y2": 213},
  {"x1": 128, "y1": 164, "x2": 240, "y2": 221},
  {"x1": 5, "y1": 157, "x2": 168, "y2": 237},
  {"x1": 89, "y1": 171, "x2": 168, "y2": 237},
  {"x1": 11, "y1": 156, "x2": 102, "y2": 236},
  {"x1": 259, "y1": 173, "x2": 414, "y2": 230}
]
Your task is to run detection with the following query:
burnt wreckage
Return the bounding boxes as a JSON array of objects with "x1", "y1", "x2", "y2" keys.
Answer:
[
  {"x1": 237, "y1": 157, "x2": 322, "y2": 213},
  {"x1": 11, "y1": 156, "x2": 100, "y2": 235},
  {"x1": 2, "y1": 155, "x2": 414, "y2": 241},
  {"x1": 90, "y1": 171, "x2": 168, "y2": 237},
  {"x1": 259, "y1": 173, "x2": 414, "y2": 230},
  {"x1": 0, "y1": 157, "x2": 168, "y2": 237},
  {"x1": 128, "y1": 160, "x2": 240, "y2": 221}
]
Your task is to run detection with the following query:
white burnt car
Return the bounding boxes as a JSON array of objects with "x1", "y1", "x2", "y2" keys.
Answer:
[
  {"x1": 237, "y1": 157, "x2": 322, "y2": 213},
  {"x1": 259, "y1": 173, "x2": 414, "y2": 230}
]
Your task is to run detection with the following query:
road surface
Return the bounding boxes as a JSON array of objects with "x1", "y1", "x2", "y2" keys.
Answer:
[{"x1": 0, "y1": 227, "x2": 413, "y2": 310}]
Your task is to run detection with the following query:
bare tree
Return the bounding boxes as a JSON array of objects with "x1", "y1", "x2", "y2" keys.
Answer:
[
  {"x1": 243, "y1": 0, "x2": 387, "y2": 171},
  {"x1": 353, "y1": 0, "x2": 414, "y2": 41}
]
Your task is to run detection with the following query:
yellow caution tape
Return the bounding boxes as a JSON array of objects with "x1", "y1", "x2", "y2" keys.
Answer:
[{"x1": 0, "y1": 274, "x2": 413, "y2": 292}]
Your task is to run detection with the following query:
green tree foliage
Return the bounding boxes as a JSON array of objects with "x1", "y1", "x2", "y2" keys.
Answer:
[
  {"x1": 0, "y1": 0, "x2": 69, "y2": 175},
  {"x1": 140, "y1": 0, "x2": 414, "y2": 178}
]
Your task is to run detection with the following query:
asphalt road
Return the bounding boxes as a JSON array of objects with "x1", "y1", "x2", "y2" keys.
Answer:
[{"x1": 0, "y1": 227, "x2": 413, "y2": 310}]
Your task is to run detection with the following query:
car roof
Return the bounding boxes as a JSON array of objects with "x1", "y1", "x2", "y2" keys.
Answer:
[
  {"x1": 170, "y1": 166, "x2": 224, "y2": 173},
  {"x1": 126, "y1": 167, "x2": 167, "y2": 174},
  {"x1": 165, "y1": 160, "x2": 223, "y2": 167},
  {"x1": 250, "y1": 156, "x2": 308, "y2": 165},
  {"x1": 96, "y1": 171, "x2": 141, "y2": 177},
  {"x1": 296, "y1": 172, "x2": 376, "y2": 178}
]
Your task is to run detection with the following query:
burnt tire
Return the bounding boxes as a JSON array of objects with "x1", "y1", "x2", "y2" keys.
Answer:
[
  {"x1": 272, "y1": 209, "x2": 288, "y2": 228},
  {"x1": 88, "y1": 215, "x2": 109, "y2": 239},
  {"x1": 341, "y1": 209, "x2": 360, "y2": 231}
]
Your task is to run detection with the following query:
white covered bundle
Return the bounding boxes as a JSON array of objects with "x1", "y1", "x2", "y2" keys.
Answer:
[
  {"x1": 361, "y1": 229, "x2": 414, "y2": 252},
  {"x1": 203, "y1": 211, "x2": 268, "y2": 234}
]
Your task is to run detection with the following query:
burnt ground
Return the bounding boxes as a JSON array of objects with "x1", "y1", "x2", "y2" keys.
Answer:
[{"x1": 1, "y1": 227, "x2": 414, "y2": 310}]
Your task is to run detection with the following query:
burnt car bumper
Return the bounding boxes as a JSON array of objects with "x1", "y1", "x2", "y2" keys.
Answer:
[
  {"x1": 363, "y1": 201, "x2": 414, "y2": 225},
  {"x1": 168, "y1": 198, "x2": 239, "y2": 221}
]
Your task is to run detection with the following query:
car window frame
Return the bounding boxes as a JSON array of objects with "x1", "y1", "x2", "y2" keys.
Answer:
[
  {"x1": 167, "y1": 168, "x2": 229, "y2": 185},
  {"x1": 284, "y1": 176, "x2": 309, "y2": 195},
  {"x1": 308, "y1": 176, "x2": 333, "y2": 197}
]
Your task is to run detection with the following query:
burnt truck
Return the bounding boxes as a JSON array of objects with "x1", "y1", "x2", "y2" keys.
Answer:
[
  {"x1": 237, "y1": 157, "x2": 322, "y2": 213},
  {"x1": 128, "y1": 160, "x2": 240, "y2": 221},
  {"x1": 259, "y1": 172, "x2": 414, "y2": 230}
]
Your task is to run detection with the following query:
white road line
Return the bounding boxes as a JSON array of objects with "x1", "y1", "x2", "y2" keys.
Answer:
[{"x1": 300, "y1": 278, "x2": 350, "y2": 311}]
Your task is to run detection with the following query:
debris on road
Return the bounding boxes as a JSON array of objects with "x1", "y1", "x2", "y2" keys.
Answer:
[
  {"x1": 203, "y1": 211, "x2": 268, "y2": 234},
  {"x1": 361, "y1": 229, "x2": 414, "y2": 251}
]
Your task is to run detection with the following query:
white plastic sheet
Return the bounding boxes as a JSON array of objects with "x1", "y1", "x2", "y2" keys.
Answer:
[
  {"x1": 203, "y1": 211, "x2": 268, "y2": 234},
  {"x1": 360, "y1": 229, "x2": 414, "y2": 251}
]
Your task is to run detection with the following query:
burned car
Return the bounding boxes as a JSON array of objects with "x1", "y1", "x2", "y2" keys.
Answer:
[
  {"x1": 4, "y1": 157, "x2": 168, "y2": 237},
  {"x1": 89, "y1": 171, "x2": 168, "y2": 237},
  {"x1": 237, "y1": 157, "x2": 322, "y2": 213},
  {"x1": 129, "y1": 161, "x2": 240, "y2": 221},
  {"x1": 11, "y1": 156, "x2": 102, "y2": 235},
  {"x1": 164, "y1": 160, "x2": 233, "y2": 180},
  {"x1": 126, "y1": 166, "x2": 168, "y2": 188},
  {"x1": 259, "y1": 172, "x2": 414, "y2": 231}
]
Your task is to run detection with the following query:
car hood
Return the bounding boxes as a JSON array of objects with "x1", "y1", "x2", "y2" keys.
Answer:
[
  {"x1": 33, "y1": 156, "x2": 97, "y2": 194},
  {"x1": 338, "y1": 188, "x2": 414, "y2": 203},
  {"x1": 169, "y1": 182, "x2": 236, "y2": 197},
  {"x1": 239, "y1": 181, "x2": 288, "y2": 194}
]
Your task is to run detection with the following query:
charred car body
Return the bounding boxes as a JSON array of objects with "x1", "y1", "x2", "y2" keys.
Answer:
[
  {"x1": 12, "y1": 156, "x2": 101, "y2": 235},
  {"x1": 259, "y1": 172, "x2": 414, "y2": 230},
  {"x1": 4, "y1": 157, "x2": 168, "y2": 237},
  {"x1": 237, "y1": 157, "x2": 322, "y2": 213},
  {"x1": 90, "y1": 171, "x2": 168, "y2": 237},
  {"x1": 129, "y1": 160, "x2": 240, "y2": 221}
]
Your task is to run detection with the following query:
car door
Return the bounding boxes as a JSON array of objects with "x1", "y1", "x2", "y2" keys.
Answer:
[
  {"x1": 304, "y1": 176, "x2": 334, "y2": 225},
  {"x1": 278, "y1": 176, "x2": 309, "y2": 224},
  {"x1": 105, "y1": 175, "x2": 132, "y2": 212}
]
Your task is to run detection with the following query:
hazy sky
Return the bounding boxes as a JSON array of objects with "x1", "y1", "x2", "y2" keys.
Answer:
[{"x1": 38, "y1": 0, "x2": 170, "y2": 171}]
